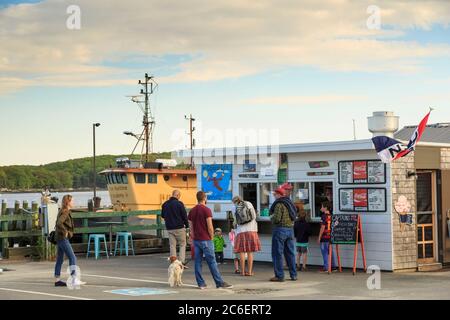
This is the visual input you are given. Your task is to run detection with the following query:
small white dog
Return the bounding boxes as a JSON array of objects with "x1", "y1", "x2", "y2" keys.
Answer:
[{"x1": 168, "y1": 256, "x2": 184, "y2": 287}]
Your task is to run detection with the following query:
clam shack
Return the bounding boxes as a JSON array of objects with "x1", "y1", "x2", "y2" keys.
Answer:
[{"x1": 175, "y1": 111, "x2": 450, "y2": 272}]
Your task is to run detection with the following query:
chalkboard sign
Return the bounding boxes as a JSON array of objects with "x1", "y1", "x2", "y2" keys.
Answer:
[{"x1": 331, "y1": 214, "x2": 360, "y2": 244}]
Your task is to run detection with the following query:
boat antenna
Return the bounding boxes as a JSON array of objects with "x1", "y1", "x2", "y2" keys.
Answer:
[{"x1": 126, "y1": 73, "x2": 158, "y2": 165}]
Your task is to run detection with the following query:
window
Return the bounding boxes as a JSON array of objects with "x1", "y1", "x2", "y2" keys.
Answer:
[
  {"x1": 259, "y1": 183, "x2": 278, "y2": 215},
  {"x1": 163, "y1": 175, "x2": 170, "y2": 181},
  {"x1": 182, "y1": 176, "x2": 188, "y2": 182},
  {"x1": 313, "y1": 182, "x2": 333, "y2": 219},
  {"x1": 111, "y1": 174, "x2": 117, "y2": 184},
  {"x1": 239, "y1": 183, "x2": 257, "y2": 211},
  {"x1": 148, "y1": 174, "x2": 157, "y2": 184},
  {"x1": 134, "y1": 173, "x2": 146, "y2": 184},
  {"x1": 115, "y1": 173, "x2": 123, "y2": 184},
  {"x1": 292, "y1": 182, "x2": 312, "y2": 219},
  {"x1": 106, "y1": 174, "x2": 111, "y2": 185},
  {"x1": 121, "y1": 173, "x2": 128, "y2": 184}
]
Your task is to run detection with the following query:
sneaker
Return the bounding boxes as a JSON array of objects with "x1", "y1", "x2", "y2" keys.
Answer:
[
  {"x1": 269, "y1": 277, "x2": 285, "y2": 282},
  {"x1": 54, "y1": 281, "x2": 67, "y2": 287},
  {"x1": 332, "y1": 268, "x2": 339, "y2": 273},
  {"x1": 72, "y1": 279, "x2": 87, "y2": 286},
  {"x1": 217, "y1": 282, "x2": 233, "y2": 289},
  {"x1": 198, "y1": 285, "x2": 207, "y2": 290},
  {"x1": 319, "y1": 268, "x2": 329, "y2": 273},
  {"x1": 290, "y1": 277, "x2": 298, "y2": 281}
]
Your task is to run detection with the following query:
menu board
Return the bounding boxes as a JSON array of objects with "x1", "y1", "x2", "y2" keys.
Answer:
[
  {"x1": 339, "y1": 188, "x2": 386, "y2": 212},
  {"x1": 339, "y1": 160, "x2": 386, "y2": 184},
  {"x1": 331, "y1": 214, "x2": 360, "y2": 244}
]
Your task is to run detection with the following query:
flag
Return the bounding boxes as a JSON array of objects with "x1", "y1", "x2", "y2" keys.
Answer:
[{"x1": 372, "y1": 110, "x2": 432, "y2": 163}]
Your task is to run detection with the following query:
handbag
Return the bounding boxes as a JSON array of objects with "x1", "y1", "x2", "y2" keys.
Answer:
[{"x1": 47, "y1": 230, "x2": 57, "y2": 245}]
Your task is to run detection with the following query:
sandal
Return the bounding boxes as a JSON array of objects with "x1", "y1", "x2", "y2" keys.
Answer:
[
  {"x1": 245, "y1": 272, "x2": 254, "y2": 276},
  {"x1": 234, "y1": 270, "x2": 241, "y2": 274}
]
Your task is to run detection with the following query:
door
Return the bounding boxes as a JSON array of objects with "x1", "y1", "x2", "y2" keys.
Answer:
[
  {"x1": 441, "y1": 170, "x2": 450, "y2": 263},
  {"x1": 416, "y1": 171, "x2": 437, "y2": 264}
]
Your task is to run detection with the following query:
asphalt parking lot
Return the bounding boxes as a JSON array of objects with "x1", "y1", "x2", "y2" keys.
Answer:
[{"x1": 1, "y1": 253, "x2": 450, "y2": 300}]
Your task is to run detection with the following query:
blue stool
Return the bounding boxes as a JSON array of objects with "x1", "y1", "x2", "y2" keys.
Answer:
[
  {"x1": 86, "y1": 234, "x2": 109, "y2": 259},
  {"x1": 114, "y1": 232, "x2": 135, "y2": 256}
]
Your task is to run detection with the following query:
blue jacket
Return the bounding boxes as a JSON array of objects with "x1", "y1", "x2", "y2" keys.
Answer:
[{"x1": 161, "y1": 197, "x2": 189, "y2": 230}]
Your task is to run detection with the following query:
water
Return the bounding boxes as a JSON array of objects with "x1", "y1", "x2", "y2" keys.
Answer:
[{"x1": 0, "y1": 190, "x2": 111, "y2": 208}]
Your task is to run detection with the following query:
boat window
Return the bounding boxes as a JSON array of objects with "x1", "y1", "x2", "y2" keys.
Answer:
[
  {"x1": 148, "y1": 174, "x2": 157, "y2": 184},
  {"x1": 182, "y1": 176, "x2": 188, "y2": 182},
  {"x1": 111, "y1": 174, "x2": 117, "y2": 184},
  {"x1": 134, "y1": 173, "x2": 146, "y2": 184},
  {"x1": 105, "y1": 174, "x2": 111, "y2": 185},
  {"x1": 164, "y1": 175, "x2": 170, "y2": 181},
  {"x1": 121, "y1": 173, "x2": 128, "y2": 184},
  {"x1": 115, "y1": 173, "x2": 123, "y2": 184}
]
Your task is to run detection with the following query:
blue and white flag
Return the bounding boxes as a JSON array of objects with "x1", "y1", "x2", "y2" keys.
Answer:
[{"x1": 372, "y1": 110, "x2": 432, "y2": 163}]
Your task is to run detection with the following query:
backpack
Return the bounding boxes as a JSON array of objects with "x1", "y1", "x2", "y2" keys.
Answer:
[{"x1": 235, "y1": 201, "x2": 255, "y2": 225}]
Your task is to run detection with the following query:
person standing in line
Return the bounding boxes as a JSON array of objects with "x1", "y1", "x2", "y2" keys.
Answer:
[
  {"x1": 54, "y1": 194, "x2": 85, "y2": 287},
  {"x1": 269, "y1": 187, "x2": 298, "y2": 282},
  {"x1": 188, "y1": 191, "x2": 233, "y2": 289},
  {"x1": 232, "y1": 196, "x2": 261, "y2": 276},
  {"x1": 213, "y1": 228, "x2": 226, "y2": 264},
  {"x1": 294, "y1": 210, "x2": 312, "y2": 271},
  {"x1": 161, "y1": 190, "x2": 189, "y2": 267},
  {"x1": 317, "y1": 201, "x2": 337, "y2": 273}
]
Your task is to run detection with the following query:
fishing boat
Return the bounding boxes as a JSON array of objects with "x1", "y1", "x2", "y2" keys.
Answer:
[{"x1": 99, "y1": 74, "x2": 198, "y2": 227}]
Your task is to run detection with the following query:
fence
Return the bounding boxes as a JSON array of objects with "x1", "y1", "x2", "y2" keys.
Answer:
[{"x1": 0, "y1": 200, "x2": 165, "y2": 260}]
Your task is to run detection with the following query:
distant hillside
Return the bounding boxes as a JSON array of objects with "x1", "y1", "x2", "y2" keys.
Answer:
[{"x1": 0, "y1": 152, "x2": 182, "y2": 191}]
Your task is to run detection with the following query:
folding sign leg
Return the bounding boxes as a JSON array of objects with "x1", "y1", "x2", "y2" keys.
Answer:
[
  {"x1": 359, "y1": 218, "x2": 367, "y2": 272},
  {"x1": 353, "y1": 216, "x2": 360, "y2": 276},
  {"x1": 336, "y1": 244, "x2": 342, "y2": 273}
]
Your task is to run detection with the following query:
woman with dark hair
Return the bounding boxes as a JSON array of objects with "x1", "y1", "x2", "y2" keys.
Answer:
[{"x1": 54, "y1": 194, "x2": 85, "y2": 287}]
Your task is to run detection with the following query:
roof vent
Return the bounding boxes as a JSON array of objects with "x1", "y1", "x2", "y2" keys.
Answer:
[{"x1": 368, "y1": 111, "x2": 399, "y2": 138}]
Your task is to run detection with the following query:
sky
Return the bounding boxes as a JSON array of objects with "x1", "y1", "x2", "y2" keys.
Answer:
[{"x1": 0, "y1": 0, "x2": 450, "y2": 166}]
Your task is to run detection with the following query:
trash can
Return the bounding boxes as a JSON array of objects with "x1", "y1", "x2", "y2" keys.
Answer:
[
  {"x1": 88, "y1": 199, "x2": 94, "y2": 212},
  {"x1": 94, "y1": 197, "x2": 101, "y2": 209}
]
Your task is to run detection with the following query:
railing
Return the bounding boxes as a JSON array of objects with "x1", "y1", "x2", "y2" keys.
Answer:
[{"x1": 0, "y1": 206, "x2": 166, "y2": 259}]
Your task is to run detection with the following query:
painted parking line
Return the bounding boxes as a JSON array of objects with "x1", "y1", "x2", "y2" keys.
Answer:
[
  {"x1": 104, "y1": 288, "x2": 178, "y2": 296},
  {"x1": 82, "y1": 274, "x2": 198, "y2": 288},
  {"x1": 0, "y1": 288, "x2": 94, "y2": 300}
]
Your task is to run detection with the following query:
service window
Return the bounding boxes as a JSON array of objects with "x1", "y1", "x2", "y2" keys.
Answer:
[
  {"x1": 148, "y1": 174, "x2": 157, "y2": 184},
  {"x1": 260, "y1": 183, "x2": 278, "y2": 215},
  {"x1": 134, "y1": 173, "x2": 146, "y2": 184},
  {"x1": 239, "y1": 183, "x2": 258, "y2": 212},
  {"x1": 312, "y1": 181, "x2": 333, "y2": 219},
  {"x1": 292, "y1": 182, "x2": 312, "y2": 219}
]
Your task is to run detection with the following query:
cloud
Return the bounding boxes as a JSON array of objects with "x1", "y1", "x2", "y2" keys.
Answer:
[
  {"x1": 1, "y1": 0, "x2": 450, "y2": 94},
  {"x1": 244, "y1": 94, "x2": 365, "y2": 106}
]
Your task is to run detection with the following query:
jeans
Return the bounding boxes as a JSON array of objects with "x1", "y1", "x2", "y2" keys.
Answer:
[
  {"x1": 215, "y1": 252, "x2": 224, "y2": 264},
  {"x1": 54, "y1": 239, "x2": 77, "y2": 277},
  {"x1": 272, "y1": 227, "x2": 297, "y2": 279},
  {"x1": 168, "y1": 228, "x2": 187, "y2": 264},
  {"x1": 193, "y1": 240, "x2": 225, "y2": 287},
  {"x1": 320, "y1": 241, "x2": 337, "y2": 270}
]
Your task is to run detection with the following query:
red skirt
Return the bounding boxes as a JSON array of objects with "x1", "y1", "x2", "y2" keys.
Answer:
[{"x1": 234, "y1": 231, "x2": 261, "y2": 253}]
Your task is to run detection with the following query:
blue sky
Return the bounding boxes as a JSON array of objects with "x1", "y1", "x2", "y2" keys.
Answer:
[{"x1": 1, "y1": 0, "x2": 450, "y2": 165}]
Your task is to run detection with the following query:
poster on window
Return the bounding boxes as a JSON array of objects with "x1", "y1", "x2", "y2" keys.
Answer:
[
  {"x1": 340, "y1": 188, "x2": 387, "y2": 212},
  {"x1": 368, "y1": 161, "x2": 386, "y2": 184},
  {"x1": 368, "y1": 189, "x2": 386, "y2": 211},
  {"x1": 353, "y1": 161, "x2": 368, "y2": 183},
  {"x1": 339, "y1": 189, "x2": 354, "y2": 211},
  {"x1": 353, "y1": 189, "x2": 368, "y2": 211},
  {"x1": 201, "y1": 164, "x2": 233, "y2": 201},
  {"x1": 339, "y1": 162, "x2": 353, "y2": 184}
]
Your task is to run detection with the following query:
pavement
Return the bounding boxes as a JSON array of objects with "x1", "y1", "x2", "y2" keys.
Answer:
[{"x1": 1, "y1": 253, "x2": 450, "y2": 300}]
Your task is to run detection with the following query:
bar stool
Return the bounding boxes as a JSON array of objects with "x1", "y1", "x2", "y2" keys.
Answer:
[
  {"x1": 114, "y1": 232, "x2": 135, "y2": 256},
  {"x1": 86, "y1": 234, "x2": 109, "y2": 259}
]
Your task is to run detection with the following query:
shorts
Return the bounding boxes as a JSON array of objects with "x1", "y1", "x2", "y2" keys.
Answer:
[{"x1": 296, "y1": 243, "x2": 308, "y2": 253}]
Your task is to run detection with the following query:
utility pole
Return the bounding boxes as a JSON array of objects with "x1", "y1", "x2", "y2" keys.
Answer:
[
  {"x1": 93, "y1": 123, "x2": 101, "y2": 203},
  {"x1": 185, "y1": 114, "x2": 196, "y2": 169}
]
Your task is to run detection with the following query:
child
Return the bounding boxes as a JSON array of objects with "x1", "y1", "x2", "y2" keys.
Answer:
[
  {"x1": 228, "y1": 228, "x2": 240, "y2": 274},
  {"x1": 294, "y1": 210, "x2": 311, "y2": 271},
  {"x1": 317, "y1": 201, "x2": 337, "y2": 273},
  {"x1": 213, "y1": 228, "x2": 226, "y2": 264}
]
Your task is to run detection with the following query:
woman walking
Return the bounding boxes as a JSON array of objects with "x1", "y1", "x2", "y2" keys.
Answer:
[
  {"x1": 232, "y1": 196, "x2": 261, "y2": 276},
  {"x1": 54, "y1": 194, "x2": 84, "y2": 287}
]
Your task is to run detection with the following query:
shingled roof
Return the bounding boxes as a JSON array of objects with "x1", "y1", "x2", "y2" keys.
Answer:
[{"x1": 394, "y1": 123, "x2": 450, "y2": 144}]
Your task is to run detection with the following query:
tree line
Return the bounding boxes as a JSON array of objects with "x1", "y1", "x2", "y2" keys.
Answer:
[{"x1": 0, "y1": 153, "x2": 174, "y2": 191}]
